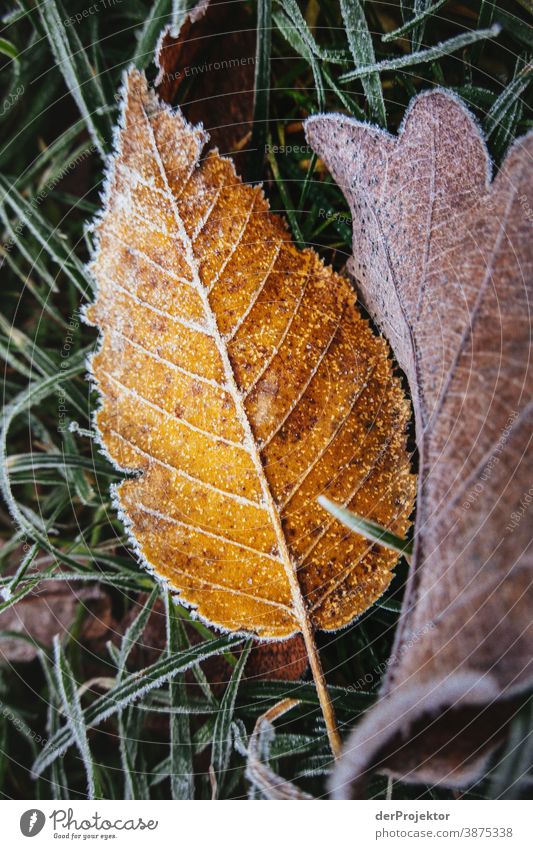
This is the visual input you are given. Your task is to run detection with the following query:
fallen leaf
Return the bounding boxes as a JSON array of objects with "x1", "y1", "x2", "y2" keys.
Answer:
[
  {"x1": 155, "y1": 0, "x2": 256, "y2": 165},
  {"x1": 0, "y1": 578, "x2": 112, "y2": 663},
  {"x1": 306, "y1": 90, "x2": 533, "y2": 794},
  {"x1": 85, "y1": 69, "x2": 415, "y2": 751}
]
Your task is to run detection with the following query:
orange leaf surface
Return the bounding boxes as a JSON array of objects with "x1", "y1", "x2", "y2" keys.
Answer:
[{"x1": 85, "y1": 70, "x2": 415, "y2": 649}]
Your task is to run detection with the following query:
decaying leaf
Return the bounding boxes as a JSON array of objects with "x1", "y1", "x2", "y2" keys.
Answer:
[
  {"x1": 84, "y1": 69, "x2": 415, "y2": 750},
  {"x1": 155, "y1": 0, "x2": 255, "y2": 163},
  {"x1": 0, "y1": 579, "x2": 111, "y2": 663},
  {"x1": 306, "y1": 91, "x2": 533, "y2": 794}
]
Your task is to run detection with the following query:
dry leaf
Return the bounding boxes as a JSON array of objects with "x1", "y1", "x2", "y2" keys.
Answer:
[
  {"x1": 306, "y1": 91, "x2": 533, "y2": 794},
  {"x1": 0, "y1": 579, "x2": 111, "y2": 663},
  {"x1": 155, "y1": 0, "x2": 255, "y2": 163},
  {"x1": 84, "y1": 69, "x2": 415, "y2": 749}
]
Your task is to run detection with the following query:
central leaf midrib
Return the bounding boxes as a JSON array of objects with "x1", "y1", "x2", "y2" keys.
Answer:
[{"x1": 140, "y1": 97, "x2": 308, "y2": 630}]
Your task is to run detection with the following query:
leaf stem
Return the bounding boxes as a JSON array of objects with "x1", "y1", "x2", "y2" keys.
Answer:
[{"x1": 299, "y1": 617, "x2": 342, "y2": 759}]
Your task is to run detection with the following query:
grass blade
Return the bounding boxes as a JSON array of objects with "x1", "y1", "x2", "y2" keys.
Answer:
[
  {"x1": 489, "y1": 697, "x2": 533, "y2": 799},
  {"x1": 382, "y1": 0, "x2": 449, "y2": 44},
  {"x1": 166, "y1": 594, "x2": 194, "y2": 799},
  {"x1": 340, "y1": 25, "x2": 501, "y2": 82},
  {"x1": 211, "y1": 639, "x2": 250, "y2": 796},
  {"x1": 32, "y1": 634, "x2": 243, "y2": 777},
  {"x1": 273, "y1": 8, "x2": 325, "y2": 109},
  {"x1": 37, "y1": 0, "x2": 110, "y2": 156},
  {"x1": 133, "y1": 0, "x2": 174, "y2": 70},
  {"x1": 246, "y1": 698, "x2": 312, "y2": 799},
  {"x1": 170, "y1": 0, "x2": 188, "y2": 35},
  {"x1": 53, "y1": 636, "x2": 100, "y2": 799},
  {"x1": 318, "y1": 495, "x2": 413, "y2": 556},
  {"x1": 0, "y1": 175, "x2": 89, "y2": 295},
  {"x1": 0, "y1": 37, "x2": 18, "y2": 61},
  {"x1": 250, "y1": 0, "x2": 272, "y2": 181},
  {"x1": 484, "y1": 58, "x2": 533, "y2": 158},
  {"x1": 340, "y1": 0, "x2": 386, "y2": 125}
]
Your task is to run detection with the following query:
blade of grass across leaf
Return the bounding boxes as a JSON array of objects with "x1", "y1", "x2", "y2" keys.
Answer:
[
  {"x1": 7, "y1": 452, "x2": 119, "y2": 479},
  {"x1": 318, "y1": 495, "x2": 413, "y2": 557},
  {"x1": 0, "y1": 572, "x2": 154, "y2": 597}
]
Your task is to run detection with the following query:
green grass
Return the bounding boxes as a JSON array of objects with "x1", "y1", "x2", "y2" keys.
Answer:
[{"x1": 0, "y1": 0, "x2": 532, "y2": 800}]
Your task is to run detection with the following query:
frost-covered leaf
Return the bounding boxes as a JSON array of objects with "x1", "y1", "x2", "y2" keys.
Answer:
[
  {"x1": 85, "y1": 69, "x2": 415, "y2": 752},
  {"x1": 306, "y1": 90, "x2": 533, "y2": 794}
]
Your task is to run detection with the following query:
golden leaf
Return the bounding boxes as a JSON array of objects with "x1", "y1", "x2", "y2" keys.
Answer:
[{"x1": 85, "y1": 70, "x2": 415, "y2": 750}]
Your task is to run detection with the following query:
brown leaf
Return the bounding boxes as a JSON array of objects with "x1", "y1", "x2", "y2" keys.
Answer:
[
  {"x1": 0, "y1": 579, "x2": 112, "y2": 663},
  {"x1": 306, "y1": 91, "x2": 533, "y2": 794},
  {"x1": 155, "y1": 0, "x2": 255, "y2": 165},
  {"x1": 84, "y1": 70, "x2": 415, "y2": 750}
]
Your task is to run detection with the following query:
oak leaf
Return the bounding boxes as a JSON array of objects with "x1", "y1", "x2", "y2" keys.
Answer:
[
  {"x1": 85, "y1": 69, "x2": 415, "y2": 746},
  {"x1": 306, "y1": 91, "x2": 533, "y2": 793}
]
